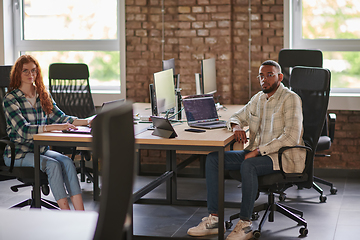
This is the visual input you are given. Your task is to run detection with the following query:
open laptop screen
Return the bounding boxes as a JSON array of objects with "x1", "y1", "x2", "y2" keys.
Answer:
[{"x1": 182, "y1": 96, "x2": 219, "y2": 123}]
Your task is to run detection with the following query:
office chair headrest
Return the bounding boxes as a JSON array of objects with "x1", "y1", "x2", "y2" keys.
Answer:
[{"x1": 290, "y1": 66, "x2": 330, "y2": 91}]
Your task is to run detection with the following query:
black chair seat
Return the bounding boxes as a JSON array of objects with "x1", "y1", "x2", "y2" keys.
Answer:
[{"x1": 316, "y1": 136, "x2": 331, "y2": 152}]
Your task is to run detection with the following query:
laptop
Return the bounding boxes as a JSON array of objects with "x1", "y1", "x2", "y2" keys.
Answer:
[
  {"x1": 62, "y1": 99, "x2": 126, "y2": 134},
  {"x1": 182, "y1": 94, "x2": 227, "y2": 129}
]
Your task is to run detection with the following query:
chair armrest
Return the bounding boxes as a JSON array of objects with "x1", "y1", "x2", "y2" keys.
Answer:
[
  {"x1": 278, "y1": 145, "x2": 313, "y2": 178},
  {"x1": 0, "y1": 138, "x2": 16, "y2": 173},
  {"x1": 328, "y1": 113, "x2": 336, "y2": 142}
]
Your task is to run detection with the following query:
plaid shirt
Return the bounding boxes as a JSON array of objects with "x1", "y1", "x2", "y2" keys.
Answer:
[
  {"x1": 227, "y1": 83, "x2": 306, "y2": 173},
  {"x1": 3, "y1": 89, "x2": 76, "y2": 159}
]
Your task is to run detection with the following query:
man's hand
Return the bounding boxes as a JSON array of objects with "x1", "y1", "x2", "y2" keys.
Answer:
[
  {"x1": 245, "y1": 149, "x2": 260, "y2": 160},
  {"x1": 232, "y1": 124, "x2": 248, "y2": 144}
]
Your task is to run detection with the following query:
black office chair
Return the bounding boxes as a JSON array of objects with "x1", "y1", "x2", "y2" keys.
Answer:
[
  {"x1": 0, "y1": 66, "x2": 15, "y2": 184},
  {"x1": 49, "y1": 63, "x2": 96, "y2": 183},
  {"x1": 226, "y1": 66, "x2": 331, "y2": 239},
  {"x1": 279, "y1": 49, "x2": 337, "y2": 201},
  {"x1": 92, "y1": 101, "x2": 135, "y2": 240},
  {"x1": 0, "y1": 66, "x2": 59, "y2": 209}
]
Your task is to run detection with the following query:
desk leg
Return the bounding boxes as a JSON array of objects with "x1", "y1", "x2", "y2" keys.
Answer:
[
  {"x1": 218, "y1": 147, "x2": 225, "y2": 240},
  {"x1": 165, "y1": 150, "x2": 174, "y2": 204},
  {"x1": 93, "y1": 156, "x2": 100, "y2": 201},
  {"x1": 170, "y1": 150, "x2": 177, "y2": 204},
  {"x1": 34, "y1": 142, "x2": 41, "y2": 208}
]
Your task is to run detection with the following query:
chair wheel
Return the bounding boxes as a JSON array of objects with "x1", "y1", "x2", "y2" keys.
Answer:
[
  {"x1": 86, "y1": 178, "x2": 92, "y2": 183},
  {"x1": 319, "y1": 195, "x2": 327, "y2": 203},
  {"x1": 41, "y1": 184, "x2": 50, "y2": 195},
  {"x1": 253, "y1": 230, "x2": 261, "y2": 239},
  {"x1": 225, "y1": 221, "x2": 233, "y2": 230},
  {"x1": 299, "y1": 227, "x2": 308, "y2": 236},
  {"x1": 330, "y1": 187, "x2": 337, "y2": 195},
  {"x1": 251, "y1": 212, "x2": 259, "y2": 221},
  {"x1": 279, "y1": 193, "x2": 286, "y2": 201},
  {"x1": 10, "y1": 186, "x2": 18, "y2": 192}
]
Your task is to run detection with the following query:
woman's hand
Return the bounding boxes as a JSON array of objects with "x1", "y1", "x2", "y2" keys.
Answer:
[
  {"x1": 45, "y1": 123, "x2": 77, "y2": 132},
  {"x1": 232, "y1": 124, "x2": 248, "y2": 144}
]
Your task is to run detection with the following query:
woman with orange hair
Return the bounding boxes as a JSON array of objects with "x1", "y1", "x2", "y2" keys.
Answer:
[{"x1": 2, "y1": 55, "x2": 90, "y2": 210}]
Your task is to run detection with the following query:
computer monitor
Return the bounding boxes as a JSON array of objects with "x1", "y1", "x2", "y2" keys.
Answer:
[
  {"x1": 162, "y1": 58, "x2": 180, "y2": 89},
  {"x1": 162, "y1": 58, "x2": 175, "y2": 73},
  {"x1": 195, "y1": 58, "x2": 217, "y2": 95},
  {"x1": 153, "y1": 68, "x2": 176, "y2": 116}
]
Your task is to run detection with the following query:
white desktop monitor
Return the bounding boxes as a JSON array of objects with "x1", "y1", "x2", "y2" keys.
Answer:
[
  {"x1": 162, "y1": 58, "x2": 180, "y2": 89},
  {"x1": 201, "y1": 58, "x2": 217, "y2": 94},
  {"x1": 153, "y1": 69, "x2": 176, "y2": 115},
  {"x1": 162, "y1": 58, "x2": 175, "y2": 73}
]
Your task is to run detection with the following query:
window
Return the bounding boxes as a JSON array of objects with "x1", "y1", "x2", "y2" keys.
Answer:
[
  {"x1": 291, "y1": 0, "x2": 360, "y2": 92},
  {"x1": 12, "y1": 0, "x2": 126, "y2": 97}
]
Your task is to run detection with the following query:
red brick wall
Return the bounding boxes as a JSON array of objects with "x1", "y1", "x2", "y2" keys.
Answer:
[
  {"x1": 125, "y1": 0, "x2": 283, "y2": 104},
  {"x1": 125, "y1": 0, "x2": 360, "y2": 170},
  {"x1": 315, "y1": 110, "x2": 360, "y2": 169}
]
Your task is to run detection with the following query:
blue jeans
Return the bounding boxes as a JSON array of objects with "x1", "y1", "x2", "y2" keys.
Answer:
[
  {"x1": 206, "y1": 150, "x2": 277, "y2": 220},
  {"x1": 4, "y1": 150, "x2": 82, "y2": 201}
]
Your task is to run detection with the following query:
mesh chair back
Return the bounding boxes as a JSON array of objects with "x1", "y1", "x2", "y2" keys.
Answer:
[
  {"x1": 290, "y1": 66, "x2": 331, "y2": 188},
  {"x1": 279, "y1": 49, "x2": 323, "y2": 87},
  {"x1": 92, "y1": 101, "x2": 134, "y2": 240},
  {"x1": 49, "y1": 63, "x2": 96, "y2": 118}
]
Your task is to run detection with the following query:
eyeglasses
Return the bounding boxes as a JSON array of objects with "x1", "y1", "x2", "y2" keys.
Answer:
[
  {"x1": 257, "y1": 73, "x2": 280, "y2": 81},
  {"x1": 22, "y1": 69, "x2": 38, "y2": 76}
]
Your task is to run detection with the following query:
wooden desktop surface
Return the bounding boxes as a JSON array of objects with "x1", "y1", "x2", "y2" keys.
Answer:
[
  {"x1": 133, "y1": 102, "x2": 244, "y2": 150},
  {"x1": 33, "y1": 103, "x2": 244, "y2": 148}
]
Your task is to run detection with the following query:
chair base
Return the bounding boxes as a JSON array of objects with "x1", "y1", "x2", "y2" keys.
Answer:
[
  {"x1": 226, "y1": 192, "x2": 308, "y2": 239},
  {"x1": 77, "y1": 166, "x2": 93, "y2": 183},
  {"x1": 313, "y1": 176, "x2": 338, "y2": 194},
  {"x1": 297, "y1": 176, "x2": 338, "y2": 203},
  {"x1": 9, "y1": 188, "x2": 60, "y2": 210},
  {"x1": 10, "y1": 197, "x2": 60, "y2": 210}
]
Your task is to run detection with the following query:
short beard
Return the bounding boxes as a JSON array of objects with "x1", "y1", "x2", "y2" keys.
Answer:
[{"x1": 262, "y1": 81, "x2": 278, "y2": 94}]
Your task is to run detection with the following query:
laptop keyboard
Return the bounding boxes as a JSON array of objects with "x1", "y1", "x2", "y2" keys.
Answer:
[{"x1": 196, "y1": 121, "x2": 225, "y2": 126}]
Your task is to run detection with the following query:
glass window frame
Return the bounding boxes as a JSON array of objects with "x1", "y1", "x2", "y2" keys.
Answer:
[
  {"x1": 289, "y1": 0, "x2": 360, "y2": 94},
  {"x1": 11, "y1": 0, "x2": 126, "y2": 99}
]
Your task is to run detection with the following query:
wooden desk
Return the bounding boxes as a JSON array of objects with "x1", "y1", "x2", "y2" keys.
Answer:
[
  {"x1": 132, "y1": 103, "x2": 243, "y2": 240},
  {"x1": 0, "y1": 208, "x2": 98, "y2": 240},
  {"x1": 33, "y1": 103, "x2": 244, "y2": 240}
]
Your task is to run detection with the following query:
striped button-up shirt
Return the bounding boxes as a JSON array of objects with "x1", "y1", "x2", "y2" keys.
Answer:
[
  {"x1": 3, "y1": 89, "x2": 76, "y2": 159},
  {"x1": 227, "y1": 83, "x2": 306, "y2": 173}
]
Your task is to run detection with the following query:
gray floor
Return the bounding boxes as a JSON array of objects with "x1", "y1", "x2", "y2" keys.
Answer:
[{"x1": 0, "y1": 173, "x2": 359, "y2": 240}]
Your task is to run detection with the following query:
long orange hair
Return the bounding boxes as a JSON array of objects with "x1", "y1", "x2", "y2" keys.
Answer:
[{"x1": 9, "y1": 55, "x2": 53, "y2": 115}]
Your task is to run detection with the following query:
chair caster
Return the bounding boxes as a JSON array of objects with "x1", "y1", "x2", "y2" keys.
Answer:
[
  {"x1": 299, "y1": 227, "x2": 308, "y2": 237},
  {"x1": 225, "y1": 221, "x2": 233, "y2": 230},
  {"x1": 86, "y1": 178, "x2": 92, "y2": 183},
  {"x1": 41, "y1": 184, "x2": 50, "y2": 195},
  {"x1": 253, "y1": 230, "x2": 261, "y2": 239},
  {"x1": 279, "y1": 193, "x2": 286, "y2": 201},
  {"x1": 251, "y1": 212, "x2": 259, "y2": 221},
  {"x1": 330, "y1": 187, "x2": 337, "y2": 195},
  {"x1": 319, "y1": 195, "x2": 327, "y2": 203}
]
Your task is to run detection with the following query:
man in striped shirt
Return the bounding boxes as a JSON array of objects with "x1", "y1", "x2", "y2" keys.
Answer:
[{"x1": 188, "y1": 60, "x2": 306, "y2": 240}]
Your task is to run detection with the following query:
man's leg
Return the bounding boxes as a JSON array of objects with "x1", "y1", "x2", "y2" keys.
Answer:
[
  {"x1": 206, "y1": 150, "x2": 250, "y2": 214},
  {"x1": 187, "y1": 150, "x2": 249, "y2": 237},
  {"x1": 239, "y1": 156, "x2": 275, "y2": 220},
  {"x1": 226, "y1": 155, "x2": 276, "y2": 240}
]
